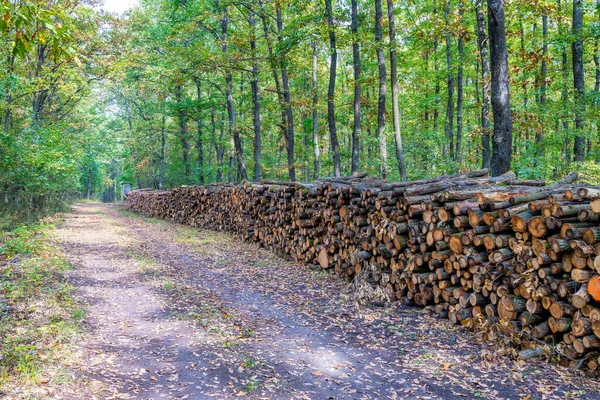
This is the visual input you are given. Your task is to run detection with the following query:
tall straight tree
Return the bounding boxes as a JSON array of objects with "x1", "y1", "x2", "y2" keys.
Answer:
[
  {"x1": 443, "y1": 1, "x2": 454, "y2": 161},
  {"x1": 194, "y1": 77, "x2": 205, "y2": 184},
  {"x1": 456, "y1": 2, "x2": 465, "y2": 166},
  {"x1": 326, "y1": 0, "x2": 341, "y2": 177},
  {"x1": 476, "y1": 0, "x2": 491, "y2": 169},
  {"x1": 375, "y1": 0, "x2": 388, "y2": 179},
  {"x1": 350, "y1": 0, "x2": 361, "y2": 174},
  {"x1": 387, "y1": 0, "x2": 406, "y2": 180},
  {"x1": 175, "y1": 83, "x2": 191, "y2": 178},
  {"x1": 248, "y1": 10, "x2": 261, "y2": 181},
  {"x1": 275, "y1": 2, "x2": 296, "y2": 181},
  {"x1": 487, "y1": 0, "x2": 513, "y2": 176},
  {"x1": 216, "y1": 0, "x2": 248, "y2": 181},
  {"x1": 572, "y1": 0, "x2": 585, "y2": 162},
  {"x1": 312, "y1": 40, "x2": 320, "y2": 179}
]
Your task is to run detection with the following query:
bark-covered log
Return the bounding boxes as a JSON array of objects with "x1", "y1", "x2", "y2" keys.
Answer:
[{"x1": 126, "y1": 170, "x2": 600, "y2": 370}]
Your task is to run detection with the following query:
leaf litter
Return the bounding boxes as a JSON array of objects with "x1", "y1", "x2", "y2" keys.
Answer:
[{"x1": 39, "y1": 203, "x2": 600, "y2": 399}]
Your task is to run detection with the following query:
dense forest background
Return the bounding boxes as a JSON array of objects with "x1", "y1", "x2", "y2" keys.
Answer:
[{"x1": 1, "y1": 0, "x2": 600, "y2": 213}]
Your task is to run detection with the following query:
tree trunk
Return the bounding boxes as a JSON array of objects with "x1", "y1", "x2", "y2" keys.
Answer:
[
  {"x1": 159, "y1": 114, "x2": 165, "y2": 189},
  {"x1": 213, "y1": 109, "x2": 224, "y2": 182},
  {"x1": 351, "y1": 0, "x2": 361, "y2": 175},
  {"x1": 433, "y1": 2, "x2": 440, "y2": 136},
  {"x1": 274, "y1": 3, "x2": 296, "y2": 181},
  {"x1": 487, "y1": 0, "x2": 513, "y2": 176},
  {"x1": 444, "y1": 1, "x2": 454, "y2": 161},
  {"x1": 175, "y1": 84, "x2": 191, "y2": 178},
  {"x1": 375, "y1": 0, "x2": 388, "y2": 179},
  {"x1": 217, "y1": 1, "x2": 248, "y2": 181},
  {"x1": 536, "y1": 10, "x2": 548, "y2": 158},
  {"x1": 249, "y1": 13, "x2": 261, "y2": 181},
  {"x1": 456, "y1": 3, "x2": 465, "y2": 166},
  {"x1": 476, "y1": 0, "x2": 491, "y2": 169},
  {"x1": 387, "y1": 0, "x2": 406, "y2": 180},
  {"x1": 312, "y1": 41, "x2": 320, "y2": 179},
  {"x1": 557, "y1": 0, "x2": 571, "y2": 163},
  {"x1": 86, "y1": 167, "x2": 92, "y2": 200},
  {"x1": 194, "y1": 80, "x2": 205, "y2": 185},
  {"x1": 257, "y1": 0, "x2": 288, "y2": 169},
  {"x1": 326, "y1": 0, "x2": 341, "y2": 177},
  {"x1": 572, "y1": 0, "x2": 585, "y2": 162},
  {"x1": 4, "y1": 55, "x2": 14, "y2": 134}
]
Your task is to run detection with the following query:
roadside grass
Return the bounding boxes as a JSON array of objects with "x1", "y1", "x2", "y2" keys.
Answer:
[{"x1": 0, "y1": 215, "x2": 84, "y2": 396}]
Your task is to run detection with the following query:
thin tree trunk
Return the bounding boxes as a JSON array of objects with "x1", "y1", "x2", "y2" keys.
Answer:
[
  {"x1": 476, "y1": 0, "x2": 491, "y2": 169},
  {"x1": 572, "y1": 0, "x2": 585, "y2": 162},
  {"x1": 274, "y1": 4, "x2": 296, "y2": 181},
  {"x1": 212, "y1": 109, "x2": 224, "y2": 182},
  {"x1": 326, "y1": 0, "x2": 341, "y2": 177},
  {"x1": 557, "y1": 0, "x2": 571, "y2": 163},
  {"x1": 257, "y1": 0, "x2": 287, "y2": 160},
  {"x1": 387, "y1": 0, "x2": 407, "y2": 180},
  {"x1": 433, "y1": 2, "x2": 440, "y2": 136},
  {"x1": 175, "y1": 84, "x2": 191, "y2": 178},
  {"x1": 86, "y1": 167, "x2": 92, "y2": 200},
  {"x1": 444, "y1": 1, "x2": 455, "y2": 161},
  {"x1": 217, "y1": 1, "x2": 248, "y2": 181},
  {"x1": 159, "y1": 113, "x2": 165, "y2": 189},
  {"x1": 249, "y1": 12, "x2": 261, "y2": 181},
  {"x1": 4, "y1": 55, "x2": 14, "y2": 134},
  {"x1": 487, "y1": 0, "x2": 513, "y2": 176},
  {"x1": 375, "y1": 0, "x2": 388, "y2": 179},
  {"x1": 194, "y1": 79, "x2": 205, "y2": 184},
  {"x1": 351, "y1": 0, "x2": 361, "y2": 175},
  {"x1": 312, "y1": 41, "x2": 320, "y2": 179},
  {"x1": 536, "y1": 10, "x2": 548, "y2": 161},
  {"x1": 456, "y1": 2, "x2": 465, "y2": 166},
  {"x1": 519, "y1": 18, "x2": 528, "y2": 147}
]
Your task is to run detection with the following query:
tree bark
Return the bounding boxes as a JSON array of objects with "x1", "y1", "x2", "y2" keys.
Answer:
[
  {"x1": 375, "y1": 0, "x2": 388, "y2": 179},
  {"x1": 476, "y1": 0, "x2": 491, "y2": 169},
  {"x1": 159, "y1": 113, "x2": 165, "y2": 189},
  {"x1": 433, "y1": 2, "x2": 440, "y2": 136},
  {"x1": 86, "y1": 167, "x2": 92, "y2": 200},
  {"x1": 559, "y1": 0, "x2": 571, "y2": 163},
  {"x1": 387, "y1": 0, "x2": 406, "y2": 180},
  {"x1": 456, "y1": 3, "x2": 465, "y2": 166},
  {"x1": 257, "y1": 0, "x2": 288, "y2": 168},
  {"x1": 487, "y1": 0, "x2": 513, "y2": 176},
  {"x1": 249, "y1": 12, "x2": 261, "y2": 181},
  {"x1": 194, "y1": 79, "x2": 205, "y2": 185},
  {"x1": 537, "y1": 10, "x2": 548, "y2": 156},
  {"x1": 351, "y1": 0, "x2": 361, "y2": 175},
  {"x1": 572, "y1": 0, "x2": 585, "y2": 162},
  {"x1": 444, "y1": 2, "x2": 454, "y2": 161},
  {"x1": 175, "y1": 84, "x2": 191, "y2": 178},
  {"x1": 326, "y1": 0, "x2": 341, "y2": 177},
  {"x1": 217, "y1": 1, "x2": 248, "y2": 181},
  {"x1": 212, "y1": 109, "x2": 224, "y2": 182},
  {"x1": 275, "y1": 3, "x2": 296, "y2": 181},
  {"x1": 312, "y1": 41, "x2": 320, "y2": 179}
]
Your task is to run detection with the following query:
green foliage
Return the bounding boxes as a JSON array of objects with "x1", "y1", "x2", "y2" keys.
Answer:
[{"x1": 0, "y1": 219, "x2": 83, "y2": 385}]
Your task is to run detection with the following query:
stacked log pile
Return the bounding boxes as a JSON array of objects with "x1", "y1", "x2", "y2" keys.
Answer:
[{"x1": 126, "y1": 169, "x2": 600, "y2": 371}]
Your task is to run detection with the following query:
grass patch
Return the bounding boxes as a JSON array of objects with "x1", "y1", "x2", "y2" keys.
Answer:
[{"x1": 0, "y1": 217, "x2": 84, "y2": 394}]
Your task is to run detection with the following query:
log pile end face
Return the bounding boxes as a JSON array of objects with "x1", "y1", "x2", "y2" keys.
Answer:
[{"x1": 126, "y1": 170, "x2": 600, "y2": 372}]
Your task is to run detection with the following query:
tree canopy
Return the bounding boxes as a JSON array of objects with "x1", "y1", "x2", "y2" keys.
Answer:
[{"x1": 1, "y1": 0, "x2": 600, "y2": 212}]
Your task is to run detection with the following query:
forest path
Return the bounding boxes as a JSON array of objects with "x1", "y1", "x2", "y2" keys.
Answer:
[{"x1": 55, "y1": 203, "x2": 598, "y2": 400}]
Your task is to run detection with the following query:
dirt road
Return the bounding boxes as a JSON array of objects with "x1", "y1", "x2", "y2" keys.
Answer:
[{"x1": 53, "y1": 203, "x2": 599, "y2": 399}]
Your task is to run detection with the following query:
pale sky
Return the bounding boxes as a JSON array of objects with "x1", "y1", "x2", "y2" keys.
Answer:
[{"x1": 101, "y1": 0, "x2": 139, "y2": 14}]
